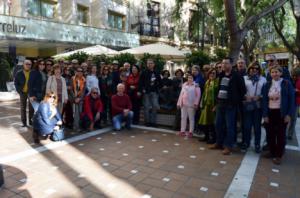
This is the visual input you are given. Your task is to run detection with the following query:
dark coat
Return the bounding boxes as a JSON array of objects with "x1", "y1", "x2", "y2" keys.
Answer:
[
  {"x1": 33, "y1": 102, "x2": 61, "y2": 135},
  {"x1": 28, "y1": 70, "x2": 47, "y2": 101},
  {"x1": 138, "y1": 69, "x2": 161, "y2": 94},
  {"x1": 217, "y1": 70, "x2": 246, "y2": 106},
  {"x1": 262, "y1": 79, "x2": 295, "y2": 118},
  {"x1": 14, "y1": 70, "x2": 26, "y2": 94}
]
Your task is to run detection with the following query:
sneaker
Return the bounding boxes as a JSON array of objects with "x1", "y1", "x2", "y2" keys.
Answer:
[
  {"x1": 208, "y1": 143, "x2": 223, "y2": 150},
  {"x1": 188, "y1": 132, "x2": 193, "y2": 138},
  {"x1": 255, "y1": 145, "x2": 261, "y2": 153},
  {"x1": 272, "y1": 158, "x2": 281, "y2": 165},
  {"x1": 222, "y1": 147, "x2": 232, "y2": 155}
]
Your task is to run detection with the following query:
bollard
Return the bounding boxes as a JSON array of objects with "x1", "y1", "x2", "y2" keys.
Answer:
[{"x1": 0, "y1": 164, "x2": 4, "y2": 188}]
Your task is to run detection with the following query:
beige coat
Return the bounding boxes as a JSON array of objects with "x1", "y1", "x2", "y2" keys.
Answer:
[{"x1": 46, "y1": 75, "x2": 68, "y2": 103}]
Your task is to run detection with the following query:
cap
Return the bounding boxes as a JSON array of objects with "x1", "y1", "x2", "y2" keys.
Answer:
[
  {"x1": 112, "y1": 60, "x2": 119, "y2": 65},
  {"x1": 71, "y1": 59, "x2": 79, "y2": 64}
]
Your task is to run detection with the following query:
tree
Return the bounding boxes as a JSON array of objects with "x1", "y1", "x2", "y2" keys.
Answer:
[
  {"x1": 272, "y1": 0, "x2": 300, "y2": 60},
  {"x1": 224, "y1": 0, "x2": 288, "y2": 63},
  {"x1": 185, "y1": 50, "x2": 211, "y2": 68}
]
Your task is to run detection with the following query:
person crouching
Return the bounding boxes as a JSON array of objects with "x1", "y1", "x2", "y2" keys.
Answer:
[
  {"x1": 81, "y1": 87, "x2": 103, "y2": 131},
  {"x1": 32, "y1": 92, "x2": 62, "y2": 143},
  {"x1": 111, "y1": 83, "x2": 134, "y2": 131}
]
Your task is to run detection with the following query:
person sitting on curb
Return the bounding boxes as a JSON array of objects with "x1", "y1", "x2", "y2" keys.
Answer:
[
  {"x1": 111, "y1": 83, "x2": 134, "y2": 131},
  {"x1": 81, "y1": 87, "x2": 103, "y2": 131}
]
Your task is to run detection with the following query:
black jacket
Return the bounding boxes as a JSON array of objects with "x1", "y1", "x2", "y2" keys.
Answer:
[
  {"x1": 14, "y1": 70, "x2": 26, "y2": 94},
  {"x1": 217, "y1": 70, "x2": 246, "y2": 106},
  {"x1": 138, "y1": 69, "x2": 161, "y2": 94},
  {"x1": 28, "y1": 70, "x2": 47, "y2": 101}
]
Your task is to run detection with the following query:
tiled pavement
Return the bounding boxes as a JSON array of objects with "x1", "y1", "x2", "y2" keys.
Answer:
[{"x1": 0, "y1": 101, "x2": 299, "y2": 198}]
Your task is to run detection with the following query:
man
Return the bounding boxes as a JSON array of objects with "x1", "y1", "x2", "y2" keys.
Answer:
[
  {"x1": 111, "y1": 83, "x2": 133, "y2": 131},
  {"x1": 138, "y1": 59, "x2": 161, "y2": 127},
  {"x1": 265, "y1": 55, "x2": 292, "y2": 82},
  {"x1": 70, "y1": 59, "x2": 79, "y2": 76},
  {"x1": 14, "y1": 59, "x2": 34, "y2": 127},
  {"x1": 81, "y1": 62, "x2": 89, "y2": 77},
  {"x1": 236, "y1": 58, "x2": 247, "y2": 77},
  {"x1": 81, "y1": 87, "x2": 103, "y2": 131},
  {"x1": 123, "y1": 62, "x2": 131, "y2": 77},
  {"x1": 45, "y1": 59, "x2": 54, "y2": 76},
  {"x1": 209, "y1": 57, "x2": 246, "y2": 155},
  {"x1": 111, "y1": 60, "x2": 120, "y2": 94}
]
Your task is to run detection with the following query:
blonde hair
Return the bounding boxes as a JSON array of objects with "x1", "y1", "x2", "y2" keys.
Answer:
[{"x1": 43, "y1": 91, "x2": 58, "y2": 106}]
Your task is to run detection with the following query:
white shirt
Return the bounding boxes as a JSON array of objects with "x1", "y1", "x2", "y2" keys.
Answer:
[
  {"x1": 86, "y1": 75, "x2": 100, "y2": 94},
  {"x1": 243, "y1": 75, "x2": 266, "y2": 97}
]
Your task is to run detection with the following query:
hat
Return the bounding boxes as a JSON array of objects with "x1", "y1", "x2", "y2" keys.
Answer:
[
  {"x1": 71, "y1": 59, "x2": 78, "y2": 64},
  {"x1": 112, "y1": 60, "x2": 119, "y2": 65},
  {"x1": 64, "y1": 60, "x2": 70, "y2": 64}
]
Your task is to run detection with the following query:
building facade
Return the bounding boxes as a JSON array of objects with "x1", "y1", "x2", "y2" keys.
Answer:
[{"x1": 0, "y1": 0, "x2": 139, "y2": 57}]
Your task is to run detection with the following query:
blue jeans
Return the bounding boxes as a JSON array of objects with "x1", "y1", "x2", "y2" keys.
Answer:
[
  {"x1": 112, "y1": 111, "x2": 134, "y2": 130},
  {"x1": 215, "y1": 105, "x2": 237, "y2": 148},
  {"x1": 243, "y1": 108, "x2": 262, "y2": 147},
  {"x1": 143, "y1": 92, "x2": 160, "y2": 124}
]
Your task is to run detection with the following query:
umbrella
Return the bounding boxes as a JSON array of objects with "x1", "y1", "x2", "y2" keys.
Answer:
[
  {"x1": 115, "y1": 43, "x2": 190, "y2": 60},
  {"x1": 53, "y1": 45, "x2": 117, "y2": 58}
]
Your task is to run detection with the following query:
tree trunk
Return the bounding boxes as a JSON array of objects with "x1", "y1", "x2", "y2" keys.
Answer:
[{"x1": 224, "y1": 0, "x2": 243, "y2": 63}]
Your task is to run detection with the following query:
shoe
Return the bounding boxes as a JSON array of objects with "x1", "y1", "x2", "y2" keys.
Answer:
[
  {"x1": 208, "y1": 143, "x2": 223, "y2": 150},
  {"x1": 188, "y1": 132, "x2": 193, "y2": 138},
  {"x1": 240, "y1": 143, "x2": 248, "y2": 152},
  {"x1": 222, "y1": 147, "x2": 232, "y2": 155},
  {"x1": 177, "y1": 132, "x2": 186, "y2": 137},
  {"x1": 287, "y1": 135, "x2": 293, "y2": 140},
  {"x1": 272, "y1": 158, "x2": 281, "y2": 165},
  {"x1": 206, "y1": 139, "x2": 216, "y2": 144},
  {"x1": 21, "y1": 124, "x2": 27, "y2": 127},
  {"x1": 32, "y1": 130, "x2": 40, "y2": 144},
  {"x1": 255, "y1": 145, "x2": 261, "y2": 153}
]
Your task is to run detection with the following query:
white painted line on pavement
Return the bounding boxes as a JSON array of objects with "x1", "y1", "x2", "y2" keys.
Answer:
[
  {"x1": 0, "y1": 105, "x2": 21, "y2": 110},
  {"x1": 0, "y1": 115, "x2": 20, "y2": 120},
  {"x1": 0, "y1": 127, "x2": 112, "y2": 163},
  {"x1": 224, "y1": 151, "x2": 260, "y2": 198}
]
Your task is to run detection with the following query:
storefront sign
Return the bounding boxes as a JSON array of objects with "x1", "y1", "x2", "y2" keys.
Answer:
[{"x1": 0, "y1": 15, "x2": 140, "y2": 48}]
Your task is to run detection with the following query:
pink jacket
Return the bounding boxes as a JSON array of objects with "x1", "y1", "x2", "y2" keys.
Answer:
[{"x1": 177, "y1": 82, "x2": 201, "y2": 108}]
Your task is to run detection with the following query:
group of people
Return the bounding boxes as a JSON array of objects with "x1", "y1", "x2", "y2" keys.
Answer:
[{"x1": 13, "y1": 54, "x2": 300, "y2": 165}]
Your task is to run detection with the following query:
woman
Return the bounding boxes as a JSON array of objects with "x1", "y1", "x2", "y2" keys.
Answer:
[
  {"x1": 127, "y1": 65, "x2": 141, "y2": 124},
  {"x1": 86, "y1": 64, "x2": 100, "y2": 94},
  {"x1": 177, "y1": 74, "x2": 201, "y2": 138},
  {"x1": 198, "y1": 68, "x2": 219, "y2": 144},
  {"x1": 46, "y1": 64, "x2": 68, "y2": 114},
  {"x1": 262, "y1": 66, "x2": 295, "y2": 165},
  {"x1": 241, "y1": 62, "x2": 266, "y2": 153},
  {"x1": 62, "y1": 66, "x2": 74, "y2": 128},
  {"x1": 32, "y1": 92, "x2": 62, "y2": 143},
  {"x1": 172, "y1": 69, "x2": 185, "y2": 130},
  {"x1": 99, "y1": 65, "x2": 113, "y2": 124},
  {"x1": 159, "y1": 70, "x2": 173, "y2": 110},
  {"x1": 28, "y1": 59, "x2": 47, "y2": 111}
]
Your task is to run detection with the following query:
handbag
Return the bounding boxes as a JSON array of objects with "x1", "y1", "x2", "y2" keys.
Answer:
[
  {"x1": 243, "y1": 81, "x2": 260, "y2": 111},
  {"x1": 50, "y1": 127, "x2": 64, "y2": 141}
]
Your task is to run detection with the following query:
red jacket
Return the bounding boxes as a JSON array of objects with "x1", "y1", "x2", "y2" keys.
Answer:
[
  {"x1": 296, "y1": 78, "x2": 300, "y2": 105},
  {"x1": 81, "y1": 95, "x2": 103, "y2": 121},
  {"x1": 111, "y1": 94, "x2": 132, "y2": 117},
  {"x1": 127, "y1": 73, "x2": 140, "y2": 99}
]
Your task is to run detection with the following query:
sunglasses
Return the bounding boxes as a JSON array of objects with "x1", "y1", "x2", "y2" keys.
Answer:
[
  {"x1": 25, "y1": 63, "x2": 32, "y2": 66},
  {"x1": 50, "y1": 95, "x2": 56, "y2": 99},
  {"x1": 46, "y1": 63, "x2": 52, "y2": 66}
]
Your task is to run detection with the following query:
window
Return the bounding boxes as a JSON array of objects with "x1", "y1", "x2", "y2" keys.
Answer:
[
  {"x1": 27, "y1": 0, "x2": 55, "y2": 18},
  {"x1": 139, "y1": 1, "x2": 160, "y2": 37},
  {"x1": 108, "y1": 11, "x2": 125, "y2": 31},
  {"x1": 77, "y1": 4, "x2": 89, "y2": 24}
]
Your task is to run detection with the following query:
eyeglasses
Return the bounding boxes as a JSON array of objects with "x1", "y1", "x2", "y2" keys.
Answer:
[
  {"x1": 25, "y1": 63, "x2": 32, "y2": 66},
  {"x1": 50, "y1": 95, "x2": 56, "y2": 99},
  {"x1": 46, "y1": 63, "x2": 52, "y2": 66}
]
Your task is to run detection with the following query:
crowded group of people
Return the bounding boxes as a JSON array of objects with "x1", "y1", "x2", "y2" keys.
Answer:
[{"x1": 13, "y1": 54, "x2": 300, "y2": 165}]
